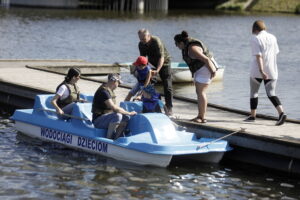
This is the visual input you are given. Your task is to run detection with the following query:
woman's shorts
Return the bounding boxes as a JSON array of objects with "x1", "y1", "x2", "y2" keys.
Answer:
[{"x1": 194, "y1": 66, "x2": 211, "y2": 84}]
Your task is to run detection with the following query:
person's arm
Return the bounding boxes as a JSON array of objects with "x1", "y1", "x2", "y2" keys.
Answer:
[
  {"x1": 155, "y1": 57, "x2": 164, "y2": 74},
  {"x1": 189, "y1": 45, "x2": 216, "y2": 78},
  {"x1": 51, "y1": 94, "x2": 64, "y2": 115},
  {"x1": 256, "y1": 55, "x2": 268, "y2": 80},
  {"x1": 104, "y1": 99, "x2": 137, "y2": 116},
  {"x1": 152, "y1": 37, "x2": 165, "y2": 75},
  {"x1": 144, "y1": 69, "x2": 152, "y2": 87}
]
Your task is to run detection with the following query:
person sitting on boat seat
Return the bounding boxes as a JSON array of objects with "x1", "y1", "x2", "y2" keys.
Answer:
[
  {"x1": 51, "y1": 67, "x2": 87, "y2": 118},
  {"x1": 124, "y1": 56, "x2": 153, "y2": 101},
  {"x1": 92, "y1": 73, "x2": 137, "y2": 140},
  {"x1": 134, "y1": 84, "x2": 163, "y2": 113}
]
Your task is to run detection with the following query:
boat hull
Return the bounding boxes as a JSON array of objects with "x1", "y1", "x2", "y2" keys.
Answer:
[
  {"x1": 14, "y1": 121, "x2": 173, "y2": 167},
  {"x1": 165, "y1": 67, "x2": 224, "y2": 83},
  {"x1": 11, "y1": 94, "x2": 232, "y2": 167}
]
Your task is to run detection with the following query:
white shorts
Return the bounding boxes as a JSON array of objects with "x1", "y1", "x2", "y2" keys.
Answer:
[{"x1": 194, "y1": 66, "x2": 211, "y2": 84}]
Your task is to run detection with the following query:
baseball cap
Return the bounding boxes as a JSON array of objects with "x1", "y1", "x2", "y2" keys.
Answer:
[
  {"x1": 133, "y1": 56, "x2": 148, "y2": 66},
  {"x1": 108, "y1": 73, "x2": 123, "y2": 84}
]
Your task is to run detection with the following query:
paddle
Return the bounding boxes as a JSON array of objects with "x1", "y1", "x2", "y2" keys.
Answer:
[
  {"x1": 38, "y1": 108, "x2": 90, "y2": 121},
  {"x1": 197, "y1": 127, "x2": 246, "y2": 149}
]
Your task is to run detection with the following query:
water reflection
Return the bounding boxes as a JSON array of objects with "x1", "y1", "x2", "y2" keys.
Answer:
[{"x1": 0, "y1": 115, "x2": 298, "y2": 199}]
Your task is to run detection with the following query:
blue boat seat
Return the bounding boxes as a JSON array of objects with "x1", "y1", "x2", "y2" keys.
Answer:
[
  {"x1": 120, "y1": 101, "x2": 143, "y2": 113},
  {"x1": 80, "y1": 94, "x2": 94, "y2": 103},
  {"x1": 33, "y1": 94, "x2": 57, "y2": 119},
  {"x1": 120, "y1": 101, "x2": 164, "y2": 113},
  {"x1": 127, "y1": 113, "x2": 182, "y2": 144},
  {"x1": 71, "y1": 102, "x2": 93, "y2": 126},
  {"x1": 71, "y1": 102, "x2": 107, "y2": 138}
]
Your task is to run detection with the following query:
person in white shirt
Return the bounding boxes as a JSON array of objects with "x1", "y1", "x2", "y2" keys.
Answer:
[
  {"x1": 51, "y1": 67, "x2": 86, "y2": 117},
  {"x1": 245, "y1": 20, "x2": 287, "y2": 126}
]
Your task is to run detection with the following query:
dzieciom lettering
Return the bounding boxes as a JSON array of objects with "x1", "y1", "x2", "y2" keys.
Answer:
[
  {"x1": 41, "y1": 127, "x2": 72, "y2": 144},
  {"x1": 77, "y1": 136, "x2": 108, "y2": 153}
]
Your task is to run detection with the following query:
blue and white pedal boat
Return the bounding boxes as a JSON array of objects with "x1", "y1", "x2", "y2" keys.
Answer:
[{"x1": 11, "y1": 94, "x2": 231, "y2": 167}]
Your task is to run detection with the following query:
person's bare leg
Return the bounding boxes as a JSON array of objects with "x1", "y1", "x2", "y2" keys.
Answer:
[{"x1": 195, "y1": 82, "x2": 209, "y2": 122}]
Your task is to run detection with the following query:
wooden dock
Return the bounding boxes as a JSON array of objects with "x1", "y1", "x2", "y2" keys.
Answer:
[{"x1": 1, "y1": 60, "x2": 299, "y2": 175}]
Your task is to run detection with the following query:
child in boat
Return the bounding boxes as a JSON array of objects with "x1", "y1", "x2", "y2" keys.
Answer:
[
  {"x1": 135, "y1": 84, "x2": 163, "y2": 113},
  {"x1": 124, "y1": 56, "x2": 153, "y2": 101}
]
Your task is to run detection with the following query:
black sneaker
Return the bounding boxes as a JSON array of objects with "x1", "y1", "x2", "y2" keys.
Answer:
[
  {"x1": 276, "y1": 112, "x2": 287, "y2": 126},
  {"x1": 244, "y1": 116, "x2": 255, "y2": 122}
]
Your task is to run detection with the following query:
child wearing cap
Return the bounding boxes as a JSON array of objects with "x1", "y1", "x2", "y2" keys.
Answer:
[{"x1": 124, "y1": 56, "x2": 153, "y2": 101}]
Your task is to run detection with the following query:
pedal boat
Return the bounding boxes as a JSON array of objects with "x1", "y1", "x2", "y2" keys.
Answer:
[{"x1": 11, "y1": 94, "x2": 231, "y2": 167}]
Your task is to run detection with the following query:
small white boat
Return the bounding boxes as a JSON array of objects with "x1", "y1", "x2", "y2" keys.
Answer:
[
  {"x1": 123, "y1": 62, "x2": 225, "y2": 83},
  {"x1": 11, "y1": 94, "x2": 232, "y2": 167},
  {"x1": 169, "y1": 62, "x2": 224, "y2": 83}
]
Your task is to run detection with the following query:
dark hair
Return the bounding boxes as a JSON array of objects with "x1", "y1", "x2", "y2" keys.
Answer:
[
  {"x1": 65, "y1": 67, "x2": 81, "y2": 83},
  {"x1": 174, "y1": 30, "x2": 189, "y2": 43},
  {"x1": 252, "y1": 20, "x2": 266, "y2": 33},
  {"x1": 56, "y1": 67, "x2": 81, "y2": 92}
]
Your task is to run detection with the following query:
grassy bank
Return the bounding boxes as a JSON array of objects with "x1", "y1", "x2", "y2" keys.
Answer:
[{"x1": 217, "y1": 0, "x2": 300, "y2": 14}]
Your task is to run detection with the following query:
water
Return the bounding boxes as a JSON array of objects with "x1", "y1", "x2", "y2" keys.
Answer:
[
  {"x1": 0, "y1": 8, "x2": 300, "y2": 119},
  {"x1": 0, "y1": 116, "x2": 299, "y2": 199},
  {"x1": 0, "y1": 8, "x2": 300, "y2": 199}
]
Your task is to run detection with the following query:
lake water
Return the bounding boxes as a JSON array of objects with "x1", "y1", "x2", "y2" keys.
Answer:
[
  {"x1": 0, "y1": 8, "x2": 300, "y2": 119},
  {"x1": 0, "y1": 116, "x2": 299, "y2": 199},
  {"x1": 0, "y1": 7, "x2": 300, "y2": 199}
]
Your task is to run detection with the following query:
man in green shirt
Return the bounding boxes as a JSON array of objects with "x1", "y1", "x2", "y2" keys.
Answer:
[{"x1": 138, "y1": 29, "x2": 173, "y2": 116}]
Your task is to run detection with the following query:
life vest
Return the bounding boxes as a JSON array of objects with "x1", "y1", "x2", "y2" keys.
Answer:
[
  {"x1": 56, "y1": 82, "x2": 80, "y2": 108},
  {"x1": 182, "y1": 38, "x2": 212, "y2": 77},
  {"x1": 136, "y1": 65, "x2": 151, "y2": 84},
  {"x1": 142, "y1": 93, "x2": 162, "y2": 113},
  {"x1": 92, "y1": 84, "x2": 116, "y2": 119}
]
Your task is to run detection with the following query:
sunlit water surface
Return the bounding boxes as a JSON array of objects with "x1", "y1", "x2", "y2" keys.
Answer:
[
  {"x1": 0, "y1": 8, "x2": 300, "y2": 199},
  {"x1": 0, "y1": 8, "x2": 299, "y2": 119},
  {"x1": 0, "y1": 116, "x2": 299, "y2": 199}
]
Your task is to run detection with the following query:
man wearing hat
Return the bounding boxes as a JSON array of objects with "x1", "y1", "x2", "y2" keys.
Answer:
[
  {"x1": 124, "y1": 56, "x2": 152, "y2": 101},
  {"x1": 92, "y1": 73, "x2": 137, "y2": 139}
]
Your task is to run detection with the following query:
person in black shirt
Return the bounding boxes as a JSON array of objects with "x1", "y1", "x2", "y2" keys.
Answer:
[{"x1": 92, "y1": 74, "x2": 136, "y2": 139}]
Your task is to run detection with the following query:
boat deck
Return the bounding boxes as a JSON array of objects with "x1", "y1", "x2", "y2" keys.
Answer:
[{"x1": 1, "y1": 60, "x2": 300, "y2": 174}]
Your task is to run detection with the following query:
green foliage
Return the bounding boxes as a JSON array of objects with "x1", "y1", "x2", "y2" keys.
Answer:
[{"x1": 296, "y1": 4, "x2": 300, "y2": 14}]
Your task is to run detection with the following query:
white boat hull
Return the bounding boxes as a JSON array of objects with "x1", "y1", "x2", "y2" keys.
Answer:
[
  {"x1": 166, "y1": 67, "x2": 224, "y2": 83},
  {"x1": 15, "y1": 121, "x2": 173, "y2": 167}
]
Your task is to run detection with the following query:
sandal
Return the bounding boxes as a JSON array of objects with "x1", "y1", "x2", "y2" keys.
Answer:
[
  {"x1": 190, "y1": 117, "x2": 207, "y2": 123},
  {"x1": 190, "y1": 116, "x2": 201, "y2": 122}
]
